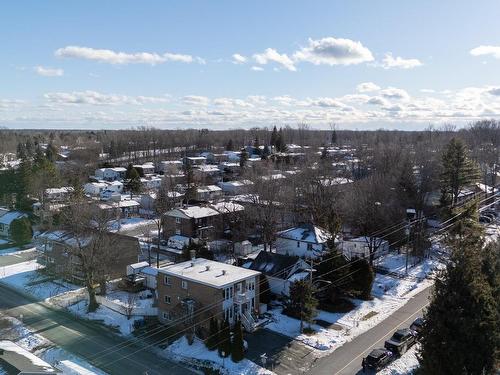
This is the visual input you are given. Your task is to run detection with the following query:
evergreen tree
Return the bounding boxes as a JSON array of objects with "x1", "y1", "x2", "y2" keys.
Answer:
[
  {"x1": 419, "y1": 229, "x2": 499, "y2": 375},
  {"x1": 331, "y1": 128, "x2": 337, "y2": 145},
  {"x1": 226, "y1": 139, "x2": 234, "y2": 151},
  {"x1": 184, "y1": 163, "x2": 197, "y2": 203},
  {"x1": 259, "y1": 274, "x2": 272, "y2": 305},
  {"x1": 205, "y1": 317, "x2": 219, "y2": 351},
  {"x1": 315, "y1": 243, "x2": 351, "y2": 301},
  {"x1": 253, "y1": 137, "x2": 261, "y2": 155},
  {"x1": 321, "y1": 146, "x2": 328, "y2": 160},
  {"x1": 239, "y1": 148, "x2": 248, "y2": 169},
  {"x1": 218, "y1": 319, "x2": 231, "y2": 358},
  {"x1": 285, "y1": 280, "x2": 317, "y2": 332},
  {"x1": 45, "y1": 142, "x2": 58, "y2": 163},
  {"x1": 270, "y1": 126, "x2": 278, "y2": 148},
  {"x1": 261, "y1": 145, "x2": 270, "y2": 160},
  {"x1": 349, "y1": 258, "x2": 374, "y2": 300},
  {"x1": 10, "y1": 217, "x2": 32, "y2": 245},
  {"x1": 231, "y1": 319, "x2": 245, "y2": 362},
  {"x1": 440, "y1": 138, "x2": 480, "y2": 206},
  {"x1": 126, "y1": 167, "x2": 141, "y2": 195}
]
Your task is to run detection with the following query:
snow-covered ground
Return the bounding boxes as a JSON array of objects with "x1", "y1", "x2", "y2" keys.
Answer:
[
  {"x1": 107, "y1": 217, "x2": 156, "y2": 233},
  {"x1": 68, "y1": 300, "x2": 142, "y2": 336},
  {"x1": 162, "y1": 336, "x2": 274, "y2": 375},
  {"x1": 265, "y1": 253, "x2": 444, "y2": 355},
  {"x1": 0, "y1": 246, "x2": 35, "y2": 256},
  {"x1": 379, "y1": 345, "x2": 419, "y2": 375},
  {"x1": 0, "y1": 315, "x2": 107, "y2": 375}
]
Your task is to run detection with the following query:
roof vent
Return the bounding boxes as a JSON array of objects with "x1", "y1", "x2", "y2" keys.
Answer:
[
  {"x1": 190, "y1": 262, "x2": 195, "y2": 267},
  {"x1": 221, "y1": 270, "x2": 226, "y2": 276},
  {"x1": 205, "y1": 265, "x2": 210, "y2": 271}
]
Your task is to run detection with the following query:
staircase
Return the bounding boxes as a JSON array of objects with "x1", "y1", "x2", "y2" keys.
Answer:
[{"x1": 241, "y1": 309, "x2": 257, "y2": 332}]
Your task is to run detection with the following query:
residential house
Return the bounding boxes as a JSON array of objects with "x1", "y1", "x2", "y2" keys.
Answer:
[
  {"x1": 275, "y1": 224, "x2": 331, "y2": 259},
  {"x1": 44, "y1": 187, "x2": 74, "y2": 202},
  {"x1": 0, "y1": 210, "x2": 28, "y2": 238},
  {"x1": 157, "y1": 258, "x2": 260, "y2": 332},
  {"x1": 340, "y1": 236, "x2": 390, "y2": 260},
  {"x1": 35, "y1": 230, "x2": 139, "y2": 284},
  {"x1": 0, "y1": 340, "x2": 59, "y2": 374},
  {"x1": 163, "y1": 205, "x2": 221, "y2": 240},
  {"x1": 133, "y1": 163, "x2": 155, "y2": 176},
  {"x1": 193, "y1": 164, "x2": 223, "y2": 184},
  {"x1": 218, "y1": 180, "x2": 254, "y2": 195},
  {"x1": 183, "y1": 156, "x2": 206, "y2": 166},
  {"x1": 244, "y1": 251, "x2": 310, "y2": 297},
  {"x1": 84, "y1": 182, "x2": 108, "y2": 196},
  {"x1": 159, "y1": 160, "x2": 183, "y2": 175},
  {"x1": 196, "y1": 185, "x2": 223, "y2": 201},
  {"x1": 94, "y1": 167, "x2": 127, "y2": 181}
]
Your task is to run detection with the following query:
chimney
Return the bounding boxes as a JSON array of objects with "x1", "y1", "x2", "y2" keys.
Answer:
[
  {"x1": 205, "y1": 265, "x2": 210, "y2": 271},
  {"x1": 190, "y1": 249, "x2": 196, "y2": 260},
  {"x1": 221, "y1": 270, "x2": 226, "y2": 276}
]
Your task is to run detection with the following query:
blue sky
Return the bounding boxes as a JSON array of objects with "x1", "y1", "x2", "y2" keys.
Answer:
[{"x1": 1, "y1": 0, "x2": 500, "y2": 130}]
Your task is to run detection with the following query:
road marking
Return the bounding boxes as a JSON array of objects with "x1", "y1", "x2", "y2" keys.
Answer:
[{"x1": 334, "y1": 302, "x2": 429, "y2": 375}]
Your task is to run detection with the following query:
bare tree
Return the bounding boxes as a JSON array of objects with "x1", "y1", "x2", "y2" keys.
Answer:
[{"x1": 124, "y1": 293, "x2": 138, "y2": 320}]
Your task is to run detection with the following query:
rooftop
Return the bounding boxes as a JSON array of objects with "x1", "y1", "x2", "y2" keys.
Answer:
[
  {"x1": 159, "y1": 258, "x2": 260, "y2": 288},
  {"x1": 278, "y1": 224, "x2": 331, "y2": 244},
  {"x1": 0, "y1": 340, "x2": 59, "y2": 374}
]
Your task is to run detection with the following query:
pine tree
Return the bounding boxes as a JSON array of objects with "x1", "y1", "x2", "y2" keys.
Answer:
[
  {"x1": 349, "y1": 258, "x2": 374, "y2": 300},
  {"x1": 205, "y1": 317, "x2": 219, "y2": 351},
  {"x1": 270, "y1": 126, "x2": 278, "y2": 148},
  {"x1": 315, "y1": 243, "x2": 351, "y2": 301},
  {"x1": 231, "y1": 319, "x2": 245, "y2": 362},
  {"x1": 419, "y1": 230, "x2": 499, "y2": 375},
  {"x1": 239, "y1": 148, "x2": 248, "y2": 169},
  {"x1": 261, "y1": 145, "x2": 270, "y2": 160},
  {"x1": 226, "y1": 139, "x2": 234, "y2": 151},
  {"x1": 126, "y1": 167, "x2": 141, "y2": 195},
  {"x1": 440, "y1": 138, "x2": 480, "y2": 206},
  {"x1": 10, "y1": 217, "x2": 32, "y2": 245},
  {"x1": 331, "y1": 128, "x2": 337, "y2": 145},
  {"x1": 286, "y1": 280, "x2": 317, "y2": 332},
  {"x1": 218, "y1": 319, "x2": 231, "y2": 358},
  {"x1": 45, "y1": 142, "x2": 58, "y2": 163},
  {"x1": 259, "y1": 274, "x2": 272, "y2": 305}
]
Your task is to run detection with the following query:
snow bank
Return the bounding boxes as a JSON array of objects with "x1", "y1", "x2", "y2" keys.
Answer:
[
  {"x1": 379, "y1": 345, "x2": 419, "y2": 375},
  {"x1": 163, "y1": 336, "x2": 273, "y2": 375},
  {"x1": 68, "y1": 300, "x2": 142, "y2": 336}
]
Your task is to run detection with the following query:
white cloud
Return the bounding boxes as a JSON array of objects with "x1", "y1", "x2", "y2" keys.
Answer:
[
  {"x1": 488, "y1": 87, "x2": 500, "y2": 96},
  {"x1": 253, "y1": 48, "x2": 296, "y2": 71},
  {"x1": 213, "y1": 98, "x2": 254, "y2": 108},
  {"x1": 43, "y1": 91, "x2": 169, "y2": 105},
  {"x1": 293, "y1": 37, "x2": 374, "y2": 66},
  {"x1": 232, "y1": 53, "x2": 247, "y2": 64},
  {"x1": 55, "y1": 46, "x2": 202, "y2": 65},
  {"x1": 380, "y1": 87, "x2": 410, "y2": 100},
  {"x1": 182, "y1": 95, "x2": 210, "y2": 106},
  {"x1": 309, "y1": 97, "x2": 346, "y2": 108},
  {"x1": 420, "y1": 89, "x2": 435, "y2": 93},
  {"x1": 380, "y1": 53, "x2": 422, "y2": 69},
  {"x1": 250, "y1": 66, "x2": 264, "y2": 71},
  {"x1": 366, "y1": 96, "x2": 390, "y2": 106},
  {"x1": 470, "y1": 45, "x2": 500, "y2": 59},
  {"x1": 34, "y1": 66, "x2": 64, "y2": 77},
  {"x1": 356, "y1": 82, "x2": 380, "y2": 93}
]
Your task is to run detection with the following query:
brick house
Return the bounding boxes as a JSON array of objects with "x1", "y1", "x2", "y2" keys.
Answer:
[
  {"x1": 162, "y1": 202, "x2": 244, "y2": 241},
  {"x1": 35, "y1": 230, "x2": 139, "y2": 284},
  {"x1": 157, "y1": 258, "x2": 261, "y2": 333}
]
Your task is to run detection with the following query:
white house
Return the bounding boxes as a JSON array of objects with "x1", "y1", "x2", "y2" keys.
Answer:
[
  {"x1": 275, "y1": 224, "x2": 331, "y2": 259},
  {"x1": 196, "y1": 185, "x2": 223, "y2": 201},
  {"x1": 94, "y1": 167, "x2": 127, "y2": 181},
  {"x1": 245, "y1": 251, "x2": 310, "y2": 297},
  {"x1": 159, "y1": 160, "x2": 183, "y2": 174},
  {"x1": 84, "y1": 182, "x2": 108, "y2": 196},
  {"x1": 141, "y1": 175, "x2": 163, "y2": 190},
  {"x1": 0, "y1": 210, "x2": 28, "y2": 238},
  {"x1": 133, "y1": 163, "x2": 155, "y2": 176},
  {"x1": 44, "y1": 187, "x2": 74, "y2": 202},
  {"x1": 218, "y1": 180, "x2": 254, "y2": 195},
  {"x1": 340, "y1": 236, "x2": 390, "y2": 260}
]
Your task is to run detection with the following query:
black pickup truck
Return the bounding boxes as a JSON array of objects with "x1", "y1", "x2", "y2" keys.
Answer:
[{"x1": 384, "y1": 328, "x2": 418, "y2": 355}]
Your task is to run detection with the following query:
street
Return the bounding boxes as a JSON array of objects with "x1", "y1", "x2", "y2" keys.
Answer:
[
  {"x1": 0, "y1": 283, "x2": 195, "y2": 375},
  {"x1": 309, "y1": 286, "x2": 431, "y2": 375}
]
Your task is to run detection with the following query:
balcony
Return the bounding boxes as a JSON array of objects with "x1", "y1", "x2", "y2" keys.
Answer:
[{"x1": 233, "y1": 291, "x2": 249, "y2": 304}]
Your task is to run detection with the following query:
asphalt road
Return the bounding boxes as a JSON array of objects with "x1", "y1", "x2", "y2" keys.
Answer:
[
  {"x1": 309, "y1": 285, "x2": 432, "y2": 375},
  {"x1": 0, "y1": 283, "x2": 195, "y2": 375}
]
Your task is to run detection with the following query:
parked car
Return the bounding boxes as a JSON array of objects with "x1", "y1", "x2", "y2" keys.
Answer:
[
  {"x1": 384, "y1": 328, "x2": 418, "y2": 355},
  {"x1": 410, "y1": 317, "x2": 425, "y2": 336},
  {"x1": 364, "y1": 348, "x2": 394, "y2": 371}
]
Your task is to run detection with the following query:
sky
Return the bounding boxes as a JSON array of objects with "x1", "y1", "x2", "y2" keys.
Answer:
[{"x1": 1, "y1": 0, "x2": 500, "y2": 130}]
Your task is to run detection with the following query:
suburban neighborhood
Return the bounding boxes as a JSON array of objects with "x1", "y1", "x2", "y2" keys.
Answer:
[{"x1": 1, "y1": 2, "x2": 499, "y2": 375}]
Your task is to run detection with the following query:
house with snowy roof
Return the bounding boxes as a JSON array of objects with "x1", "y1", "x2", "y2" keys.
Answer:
[
  {"x1": 275, "y1": 224, "x2": 331, "y2": 259},
  {"x1": 244, "y1": 251, "x2": 310, "y2": 296},
  {"x1": 0, "y1": 210, "x2": 28, "y2": 238}
]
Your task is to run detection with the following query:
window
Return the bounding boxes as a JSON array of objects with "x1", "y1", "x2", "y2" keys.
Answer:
[
  {"x1": 164, "y1": 295, "x2": 171, "y2": 304},
  {"x1": 307, "y1": 243, "x2": 313, "y2": 251},
  {"x1": 165, "y1": 276, "x2": 171, "y2": 285},
  {"x1": 181, "y1": 280, "x2": 188, "y2": 289},
  {"x1": 162, "y1": 311, "x2": 171, "y2": 321},
  {"x1": 175, "y1": 217, "x2": 181, "y2": 224},
  {"x1": 175, "y1": 229, "x2": 181, "y2": 235},
  {"x1": 297, "y1": 241, "x2": 300, "y2": 247}
]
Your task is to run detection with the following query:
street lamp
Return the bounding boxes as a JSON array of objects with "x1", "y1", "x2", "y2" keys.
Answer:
[{"x1": 221, "y1": 351, "x2": 225, "y2": 369}]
